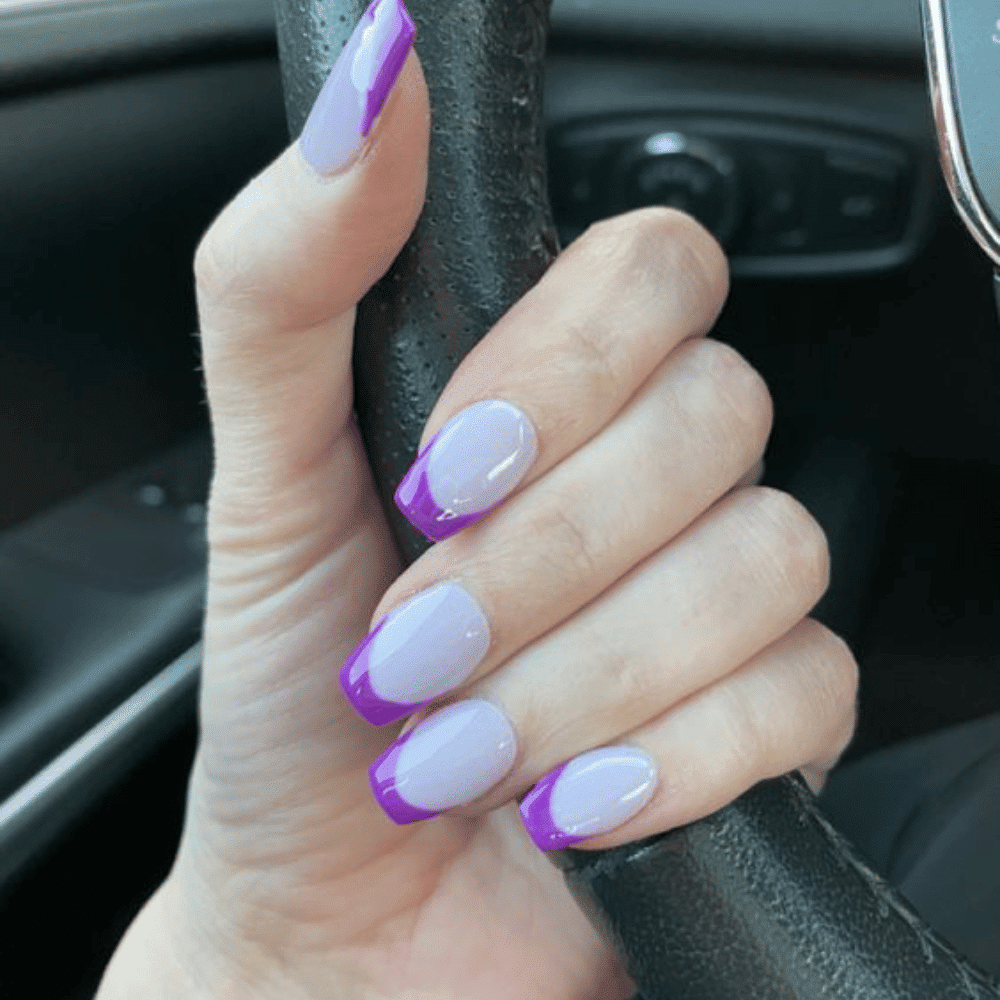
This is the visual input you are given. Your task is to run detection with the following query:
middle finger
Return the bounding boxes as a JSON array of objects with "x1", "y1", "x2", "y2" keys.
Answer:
[{"x1": 340, "y1": 336, "x2": 772, "y2": 725}]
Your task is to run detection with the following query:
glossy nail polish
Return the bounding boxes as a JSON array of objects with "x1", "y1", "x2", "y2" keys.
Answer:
[
  {"x1": 339, "y1": 582, "x2": 490, "y2": 726},
  {"x1": 520, "y1": 746, "x2": 658, "y2": 851},
  {"x1": 299, "y1": 0, "x2": 416, "y2": 175},
  {"x1": 395, "y1": 400, "x2": 538, "y2": 541},
  {"x1": 369, "y1": 700, "x2": 517, "y2": 824}
]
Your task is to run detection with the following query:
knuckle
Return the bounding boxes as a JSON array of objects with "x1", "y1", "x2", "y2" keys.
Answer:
[
  {"x1": 723, "y1": 621, "x2": 859, "y2": 775},
  {"x1": 193, "y1": 227, "x2": 225, "y2": 301},
  {"x1": 192, "y1": 169, "x2": 289, "y2": 323},
  {"x1": 561, "y1": 320, "x2": 622, "y2": 410},
  {"x1": 721, "y1": 682, "x2": 773, "y2": 772},
  {"x1": 687, "y1": 339, "x2": 774, "y2": 453},
  {"x1": 584, "y1": 207, "x2": 729, "y2": 316},
  {"x1": 193, "y1": 214, "x2": 250, "y2": 314},
  {"x1": 527, "y1": 497, "x2": 601, "y2": 581},
  {"x1": 639, "y1": 207, "x2": 730, "y2": 307},
  {"x1": 795, "y1": 619, "x2": 860, "y2": 765},
  {"x1": 806, "y1": 619, "x2": 860, "y2": 720},
  {"x1": 610, "y1": 655, "x2": 663, "y2": 717},
  {"x1": 742, "y1": 487, "x2": 831, "y2": 604},
  {"x1": 712, "y1": 619, "x2": 860, "y2": 786}
]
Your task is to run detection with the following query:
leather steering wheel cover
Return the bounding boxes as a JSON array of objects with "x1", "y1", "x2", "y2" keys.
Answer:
[
  {"x1": 272, "y1": 2, "x2": 1000, "y2": 996},
  {"x1": 558, "y1": 773, "x2": 1000, "y2": 999}
]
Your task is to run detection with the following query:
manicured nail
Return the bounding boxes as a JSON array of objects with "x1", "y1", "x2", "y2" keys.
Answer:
[
  {"x1": 395, "y1": 400, "x2": 538, "y2": 541},
  {"x1": 519, "y1": 746, "x2": 658, "y2": 851},
  {"x1": 299, "y1": 0, "x2": 416, "y2": 175},
  {"x1": 339, "y1": 582, "x2": 490, "y2": 726},
  {"x1": 369, "y1": 700, "x2": 517, "y2": 824}
]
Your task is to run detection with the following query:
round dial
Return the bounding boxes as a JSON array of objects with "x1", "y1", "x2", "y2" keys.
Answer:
[{"x1": 615, "y1": 131, "x2": 742, "y2": 246}]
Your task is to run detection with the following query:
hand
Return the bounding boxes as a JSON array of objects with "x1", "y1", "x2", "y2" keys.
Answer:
[{"x1": 98, "y1": 6, "x2": 857, "y2": 997}]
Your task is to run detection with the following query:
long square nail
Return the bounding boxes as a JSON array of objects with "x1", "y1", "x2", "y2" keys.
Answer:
[
  {"x1": 339, "y1": 582, "x2": 490, "y2": 726},
  {"x1": 369, "y1": 700, "x2": 517, "y2": 824},
  {"x1": 299, "y1": 0, "x2": 416, "y2": 176},
  {"x1": 519, "y1": 747, "x2": 658, "y2": 851},
  {"x1": 395, "y1": 400, "x2": 538, "y2": 541}
]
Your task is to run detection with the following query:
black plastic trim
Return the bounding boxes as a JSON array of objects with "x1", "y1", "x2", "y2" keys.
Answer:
[
  {"x1": 0, "y1": 436, "x2": 210, "y2": 803},
  {"x1": 0, "y1": 0, "x2": 924, "y2": 101},
  {"x1": 0, "y1": 0, "x2": 277, "y2": 94},
  {"x1": 545, "y1": 57, "x2": 939, "y2": 278},
  {"x1": 549, "y1": 0, "x2": 922, "y2": 56},
  {"x1": 0, "y1": 644, "x2": 199, "y2": 889},
  {"x1": 551, "y1": 112, "x2": 938, "y2": 278}
]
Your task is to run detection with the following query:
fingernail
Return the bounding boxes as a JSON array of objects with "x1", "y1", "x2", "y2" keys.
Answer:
[
  {"x1": 519, "y1": 746, "x2": 658, "y2": 851},
  {"x1": 369, "y1": 700, "x2": 517, "y2": 824},
  {"x1": 299, "y1": 0, "x2": 416, "y2": 176},
  {"x1": 395, "y1": 400, "x2": 538, "y2": 541},
  {"x1": 339, "y1": 582, "x2": 490, "y2": 726}
]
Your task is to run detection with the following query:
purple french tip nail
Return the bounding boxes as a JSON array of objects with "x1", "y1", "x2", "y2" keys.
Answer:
[
  {"x1": 340, "y1": 618, "x2": 414, "y2": 727},
  {"x1": 395, "y1": 400, "x2": 539, "y2": 542},
  {"x1": 518, "y1": 762, "x2": 585, "y2": 851},
  {"x1": 368, "y1": 729, "x2": 442, "y2": 825},
  {"x1": 519, "y1": 747, "x2": 659, "y2": 852},
  {"x1": 369, "y1": 700, "x2": 517, "y2": 825},
  {"x1": 339, "y1": 582, "x2": 491, "y2": 727},
  {"x1": 299, "y1": 0, "x2": 416, "y2": 176}
]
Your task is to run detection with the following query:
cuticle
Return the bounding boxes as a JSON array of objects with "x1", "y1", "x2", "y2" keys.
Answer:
[
  {"x1": 296, "y1": 138, "x2": 361, "y2": 184},
  {"x1": 354, "y1": 61, "x2": 409, "y2": 169}
]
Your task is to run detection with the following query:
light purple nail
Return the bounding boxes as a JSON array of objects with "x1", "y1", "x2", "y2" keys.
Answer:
[
  {"x1": 395, "y1": 400, "x2": 539, "y2": 541},
  {"x1": 369, "y1": 700, "x2": 517, "y2": 825},
  {"x1": 339, "y1": 582, "x2": 491, "y2": 726},
  {"x1": 299, "y1": 0, "x2": 416, "y2": 176},
  {"x1": 520, "y1": 746, "x2": 658, "y2": 851}
]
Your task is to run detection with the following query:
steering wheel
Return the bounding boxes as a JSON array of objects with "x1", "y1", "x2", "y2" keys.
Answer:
[{"x1": 271, "y1": 1, "x2": 1000, "y2": 996}]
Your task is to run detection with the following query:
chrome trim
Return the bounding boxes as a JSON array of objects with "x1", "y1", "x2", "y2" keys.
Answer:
[
  {"x1": 921, "y1": 0, "x2": 1000, "y2": 266},
  {"x1": 0, "y1": 644, "x2": 199, "y2": 846}
]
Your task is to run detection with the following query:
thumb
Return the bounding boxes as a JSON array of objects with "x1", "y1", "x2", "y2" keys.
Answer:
[{"x1": 195, "y1": 1, "x2": 428, "y2": 520}]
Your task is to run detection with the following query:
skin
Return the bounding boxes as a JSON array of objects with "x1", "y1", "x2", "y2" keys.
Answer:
[{"x1": 97, "y1": 53, "x2": 858, "y2": 999}]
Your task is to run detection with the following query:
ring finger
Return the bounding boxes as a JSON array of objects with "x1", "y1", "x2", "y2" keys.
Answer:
[{"x1": 366, "y1": 484, "x2": 834, "y2": 826}]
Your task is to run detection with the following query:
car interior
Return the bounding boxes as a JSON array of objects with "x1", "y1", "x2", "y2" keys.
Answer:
[{"x1": 1, "y1": 0, "x2": 999, "y2": 996}]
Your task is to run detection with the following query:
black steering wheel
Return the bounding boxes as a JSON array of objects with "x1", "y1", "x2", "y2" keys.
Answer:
[{"x1": 271, "y1": 1, "x2": 1000, "y2": 996}]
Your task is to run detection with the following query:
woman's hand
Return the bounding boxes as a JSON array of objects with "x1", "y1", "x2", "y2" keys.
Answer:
[{"x1": 98, "y1": 4, "x2": 858, "y2": 997}]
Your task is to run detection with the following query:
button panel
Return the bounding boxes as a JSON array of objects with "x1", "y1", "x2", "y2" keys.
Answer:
[{"x1": 548, "y1": 115, "x2": 933, "y2": 278}]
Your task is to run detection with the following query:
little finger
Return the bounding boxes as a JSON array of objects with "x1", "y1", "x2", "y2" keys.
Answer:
[{"x1": 520, "y1": 617, "x2": 858, "y2": 851}]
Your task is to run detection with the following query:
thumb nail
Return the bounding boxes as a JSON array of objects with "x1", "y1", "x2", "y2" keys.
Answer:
[{"x1": 300, "y1": 0, "x2": 416, "y2": 176}]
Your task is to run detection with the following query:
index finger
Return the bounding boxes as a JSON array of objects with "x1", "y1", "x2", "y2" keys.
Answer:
[{"x1": 394, "y1": 207, "x2": 729, "y2": 542}]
